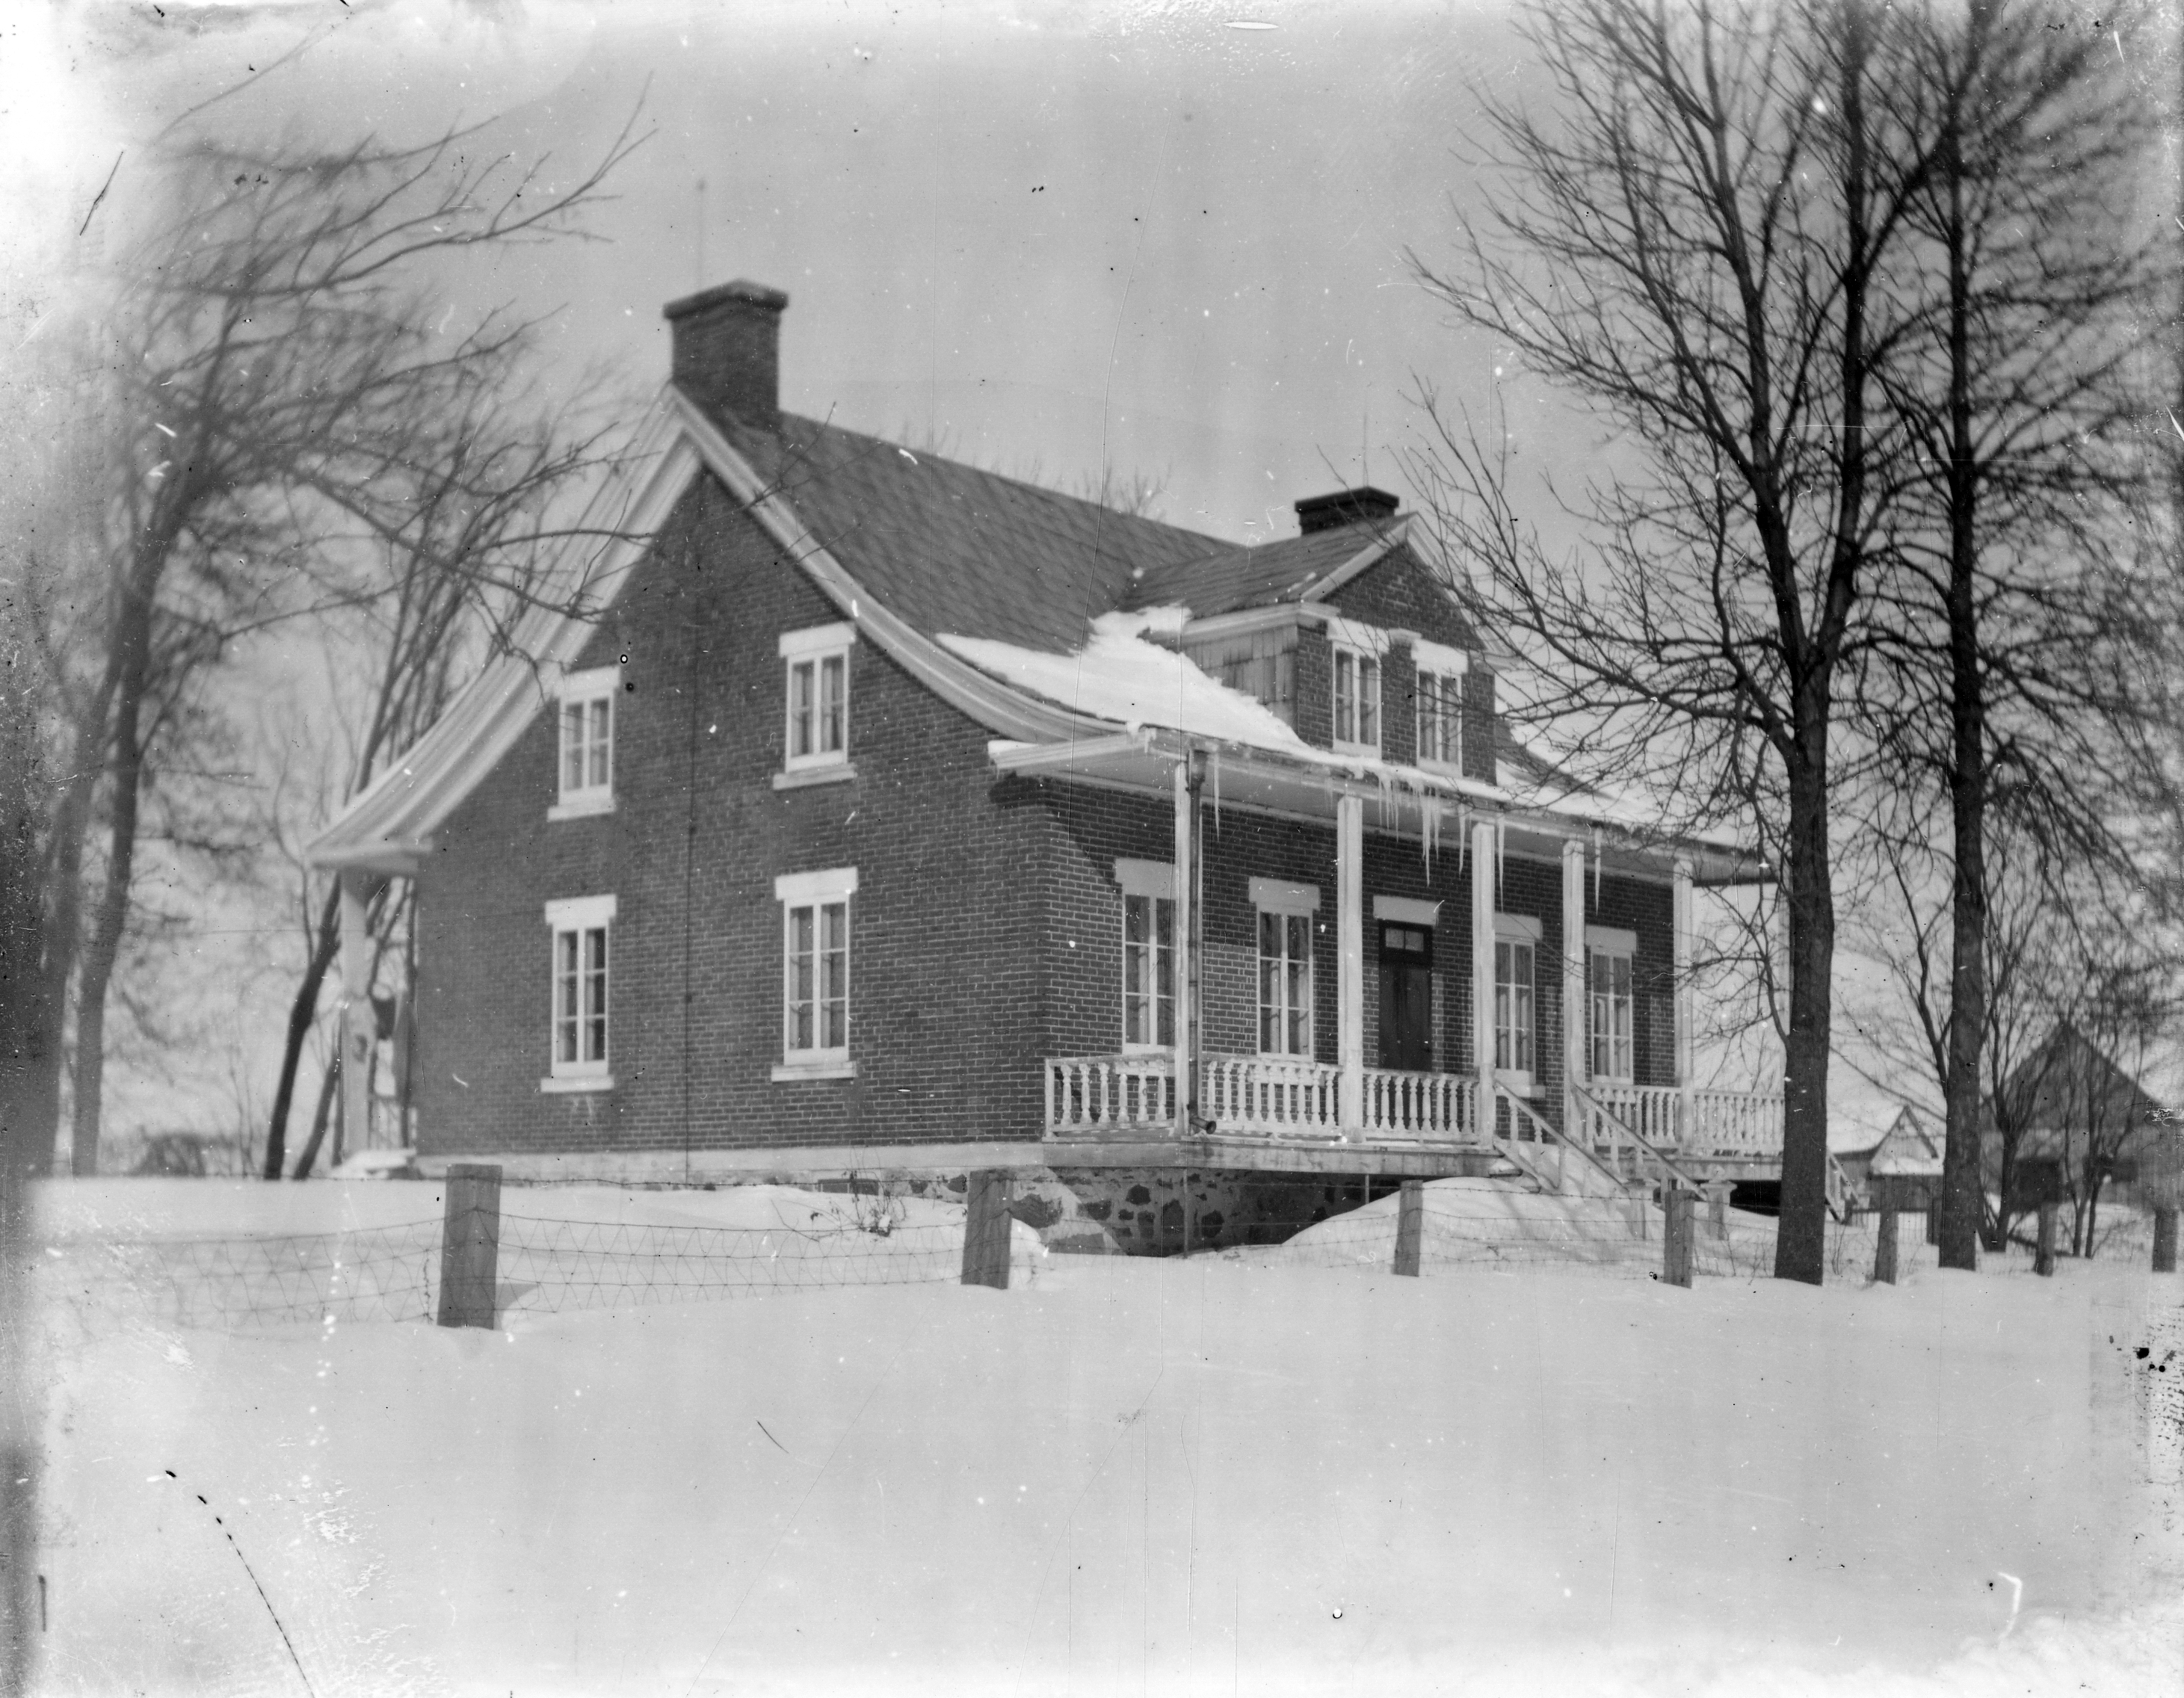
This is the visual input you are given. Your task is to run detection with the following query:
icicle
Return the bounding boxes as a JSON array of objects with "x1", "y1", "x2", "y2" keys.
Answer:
[
  {"x1": 1420, "y1": 793, "x2": 1437, "y2": 878},
  {"x1": 1495, "y1": 812, "x2": 1506, "y2": 908},
  {"x1": 1592, "y1": 824, "x2": 1602, "y2": 908}
]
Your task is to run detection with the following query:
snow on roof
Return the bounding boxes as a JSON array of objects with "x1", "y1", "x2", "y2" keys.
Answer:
[{"x1": 940, "y1": 613, "x2": 1330, "y2": 758}]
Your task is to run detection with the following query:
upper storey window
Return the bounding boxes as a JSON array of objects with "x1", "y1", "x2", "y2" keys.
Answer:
[
  {"x1": 1410, "y1": 637, "x2": 1469, "y2": 772},
  {"x1": 550, "y1": 666, "x2": 617, "y2": 821},
  {"x1": 1332, "y1": 647, "x2": 1381, "y2": 754},
  {"x1": 1326, "y1": 616, "x2": 1388, "y2": 758},
  {"x1": 779, "y1": 623, "x2": 857, "y2": 782}
]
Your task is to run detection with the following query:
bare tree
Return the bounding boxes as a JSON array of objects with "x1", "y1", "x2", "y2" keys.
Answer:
[
  {"x1": 23, "y1": 107, "x2": 644, "y2": 1176},
  {"x1": 1854, "y1": 0, "x2": 2168, "y2": 1271},
  {"x1": 1404, "y1": 0, "x2": 1933, "y2": 1282}
]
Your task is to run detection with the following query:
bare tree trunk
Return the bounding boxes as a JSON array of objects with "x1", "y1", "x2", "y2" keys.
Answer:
[
  {"x1": 1937, "y1": 87, "x2": 1987, "y2": 1274},
  {"x1": 67, "y1": 564, "x2": 159, "y2": 1179},
  {"x1": 265, "y1": 882, "x2": 341, "y2": 1179},
  {"x1": 290, "y1": 1052, "x2": 339, "y2": 1180},
  {"x1": 1777, "y1": 749, "x2": 1836, "y2": 1285}
]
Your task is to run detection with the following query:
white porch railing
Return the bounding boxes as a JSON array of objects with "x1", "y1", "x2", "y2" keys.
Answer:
[
  {"x1": 1683, "y1": 1089, "x2": 1784, "y2": 1155},
  {"x1": 1360, "y1": 1067, "x2": 1476, "y2": 1142},
  {"x1": 1580, "y1": 1084, "x2": 1682, "y2": 1149},
  {"x1": 1200, "y1": 1054, "x2": 1343, "y2": 1139},
  {"x1": 1043, "y1": 1054, "x2": 1481, "y2": 1143},
  {"x1": 1045, "y1": 1055, "x2": 1176, "y2": 1134}
]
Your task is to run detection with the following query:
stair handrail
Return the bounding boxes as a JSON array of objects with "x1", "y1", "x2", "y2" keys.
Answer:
[
  {"x1": 1493, "y1": 1084, "x2": 1633, "y2": 1201},
  {"x1": 1570, "y1": 1083, "x2": 1709, "y2": 1195}
]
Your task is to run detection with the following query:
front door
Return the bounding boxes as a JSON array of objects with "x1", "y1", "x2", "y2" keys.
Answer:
[{"x1": 1377, "y1": 921, "x2": 1433, "y2": 1072}]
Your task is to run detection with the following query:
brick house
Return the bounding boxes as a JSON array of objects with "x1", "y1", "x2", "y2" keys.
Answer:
[{"x1": 308, "y1": 280, "x2": 1783, "y2": 1247}]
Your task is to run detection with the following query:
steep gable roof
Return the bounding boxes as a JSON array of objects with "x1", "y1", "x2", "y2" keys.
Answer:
[{"x1": 709, "y1": 407, "x2": 1221, "y2": 653}]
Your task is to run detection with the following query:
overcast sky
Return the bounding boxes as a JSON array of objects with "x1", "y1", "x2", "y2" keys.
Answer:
[{"x1": 13, "y1": 0, "x2": 1578, "y2": 546}]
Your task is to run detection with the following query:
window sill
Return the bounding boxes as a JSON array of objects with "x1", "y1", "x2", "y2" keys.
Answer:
[
  {"x1": 547, "y1": 793, "x2": 615, "y2": 822},
  {"x1": 773, "y1": 763, "x2": 857, "y2": 791},
  {"x1": 772, "y1": 1058, "x2": 857, "y2": 1082},
  {"x1": 540, "y1": 1073, "x2": 615, "y2": 1094}
]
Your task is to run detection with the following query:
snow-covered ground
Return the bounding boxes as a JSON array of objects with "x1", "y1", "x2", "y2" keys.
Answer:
[{"x1": 22, "y1": 1177, "x2": 2184, "y2": 1697}]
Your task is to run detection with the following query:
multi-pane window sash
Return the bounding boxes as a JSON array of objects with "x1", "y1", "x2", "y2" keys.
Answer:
[
  {"x1": 553, "y1": 666, "x2": 618, "y2": 813},
  {"x1": 780, "y1": 624, "x2": 856, "y2": 773},
  {"x1": 1123, "y1": 894, "x2": 1176, "y2": 1049},
  {"x1": 1495, "y1": 939, "x2": 1535, "y2": 1073},
  {"x1": 1588, "y1": 947, "x2": 1635, "y2": 1081},
  {"x1": 786, "y1": 901, "x2": 849, "y2": 1055},
  {"x1": 788, "y1": 653, "x2": 847, "y2": 761},
  {"x1": 1257, "y1": 911, "x2": 1313, "y2": 1055},
  {"x1": 1416, "y1": 670, "x2": 1462, "y2": 768},
  {"x1": 1332, "y1": 647, "x2": 1380, "y2": 751},
  {"x1": 554, "y1": 925, "x2": 609, "y2": 1066}
]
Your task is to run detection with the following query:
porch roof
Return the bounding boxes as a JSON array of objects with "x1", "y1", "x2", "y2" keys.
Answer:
[{"x1": 987, "y1": 726, "x2": 1766, "y2": 886}]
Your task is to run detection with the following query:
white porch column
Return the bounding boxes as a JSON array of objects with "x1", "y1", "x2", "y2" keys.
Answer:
[
  {"x1": 339, "y1": 867, "x2": 373, "y2": 1158},
  {"x1": 1471, "y1": 818, "x2": 1497, "y2": 1130},
  {"x1": 1674, "y1": 855, "x2": 1695, "y2": 1143},
  {"x1": 1336, "y1": 792, "x2": 1365, "y2": 1135},
  {"x1": 1561, "y1": 837, "x2": 1587, "y2": 1122},
  {"x1": 1173, "y1": 758, "x2": 1194, "y2": 1137}
]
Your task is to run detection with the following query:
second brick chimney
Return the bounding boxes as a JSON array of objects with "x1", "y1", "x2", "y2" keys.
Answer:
[
  {"x1": 1294, "y1": 486, "x2": 1400, "y2": 535},
  {"x1": 662, "y1": 280, "x2": 789, "y2": 427}
]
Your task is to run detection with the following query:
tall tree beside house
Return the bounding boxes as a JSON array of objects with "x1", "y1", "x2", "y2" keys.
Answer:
[
  {"x1": 16, "y1": 110, "x2": 640, "y2": 1176},
  {"x1": 259, "y1": 383, "x2": 627, "y2": 1180},
  {"x1": 1404, "y1": 0, "x2": 1931, "y2": 1282},
  {"x1": 1856, "y1": 0, "x2": 2170, "y2": 1272}
]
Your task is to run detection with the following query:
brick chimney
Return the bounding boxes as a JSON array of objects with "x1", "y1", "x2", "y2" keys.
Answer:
[
  {"x1": 1294, "y1": 486, "x2": 1400, "y2": 535},
  {"x1": 662, "y1": 280, "x2": 789, "y2": 427}
]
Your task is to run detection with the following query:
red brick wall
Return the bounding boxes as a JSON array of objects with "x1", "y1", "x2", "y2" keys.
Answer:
[{"x1": 415, "y1": 471, "x2": 1055, "y2": 1158}]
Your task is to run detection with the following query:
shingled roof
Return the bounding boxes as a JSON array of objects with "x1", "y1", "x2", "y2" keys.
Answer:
[
  {"x1": 1118, "y1": 524, "x2": 1403, "y2": 619},
  {"x1": 706, "y1": 406, "x2": 1223, "y2": 655}
]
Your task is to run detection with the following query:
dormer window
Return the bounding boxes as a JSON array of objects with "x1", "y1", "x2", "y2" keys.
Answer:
[
  {"x1": 549, "y1": 665, "x2": 617, "y2": 820},
  {"x1": 1410, "y1": 637, "x2": 1469, "y2": 772},
  {"x1": 778, "y1": 622, "x2": 857, "y2": 784},
  {"x1": 1332, "y1": 646, "x2": 1381, "y2": 755}
]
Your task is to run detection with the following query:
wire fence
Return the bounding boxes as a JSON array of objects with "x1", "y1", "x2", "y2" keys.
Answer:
[
  {"x1": 38, "y1": 1218, "x2": 443, "y2": 1339},
  {"x1": 32, "y1": 1185, "x2": 2166, "y2": 1341},
  {"x1": 491, "y1": 1209, "x2": 966, "y2": 1315}
]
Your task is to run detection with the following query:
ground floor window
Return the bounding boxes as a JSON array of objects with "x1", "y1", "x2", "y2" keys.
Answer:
[
  {"x1": 1258, "y1": 911, "x2": 1313, "y2": 1056},
  {"x1": 1588, "y1": 930, "x2": 1635, "y2": 1082},
  {"x1": 544, "y1": 894, "x2": 616, "y2": 1086},
  {"x1": 1495, "y1": 933, "x2": 1535, "y2": 1075},
  {"x1": 1123, "y1": 893, "x2": 1176, "y2": 1048},
  {"x1": 776, "y1": 868, "x2": 856, "y2": 1074}
]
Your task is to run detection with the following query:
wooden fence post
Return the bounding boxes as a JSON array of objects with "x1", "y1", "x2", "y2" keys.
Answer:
[
  {"x1": 1703, "y1": 1180, "x2": 1731, "y2": 1241},
  {"x1": 436, "y1": 1163, "x2": 502, "y2": 1329},
  {"x1": 1662, "y1": 1185, "x2": 1693, "y2": 1288},
  {"x1": 962, "y1": 1170, "x2": 1014, "y2": 1290},
  {"x1": 2153, "y1": 1208, "x2": 2177, "y2": 1275},
  {"x1": 1925, "y1": 1204, "x2": 1939, "y2": 1247},
  {"x1": 1393, "y1": 1179, "x2": 1424, "y2": 1277},
  {"x1": 1874, "y1": 1208, "x2": 1898, "y2": 1286},
  {"x1": 2035, "y1": 1202, "x2": 2058, "y2": 1278}
]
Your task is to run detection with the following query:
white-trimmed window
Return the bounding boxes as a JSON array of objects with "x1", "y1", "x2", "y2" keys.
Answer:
[
  {"x1": 780, "y1": 623, "x2": 856, "y2": 776},
  {"x1": 551, "y1": 666, "x2": 617, "y2": 819},
  {"x1": 776, "y1": 867, "x2": 856, "y2": 1078},
  {"x1": 1410, "y1": 637, "x2": 1467, "y2": 771},
  {"x1": 1587, "y1": 925, "x2": 1637, "y2": 1083},
  {"x1": 544, "y1": 894, "x2": 615, "y2": 1090},
  {"x1": 1252, "y1": 877, "x2": 1318, "y2": 1057},
  {"x1": 1116, "y1": 859, "x2": 1176, "y2": 1051},
  {"x1": 1493, "y1": 913, "x2": 1540, "y2": 1086},
  {"x1": 1332, "y1": 646, "x2": 1381, "y2": 754}
]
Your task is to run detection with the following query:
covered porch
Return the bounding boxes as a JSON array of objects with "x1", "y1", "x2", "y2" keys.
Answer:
[{"x1": 1002, "y1": 729, "x2": 1792, "y2": 1200}]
